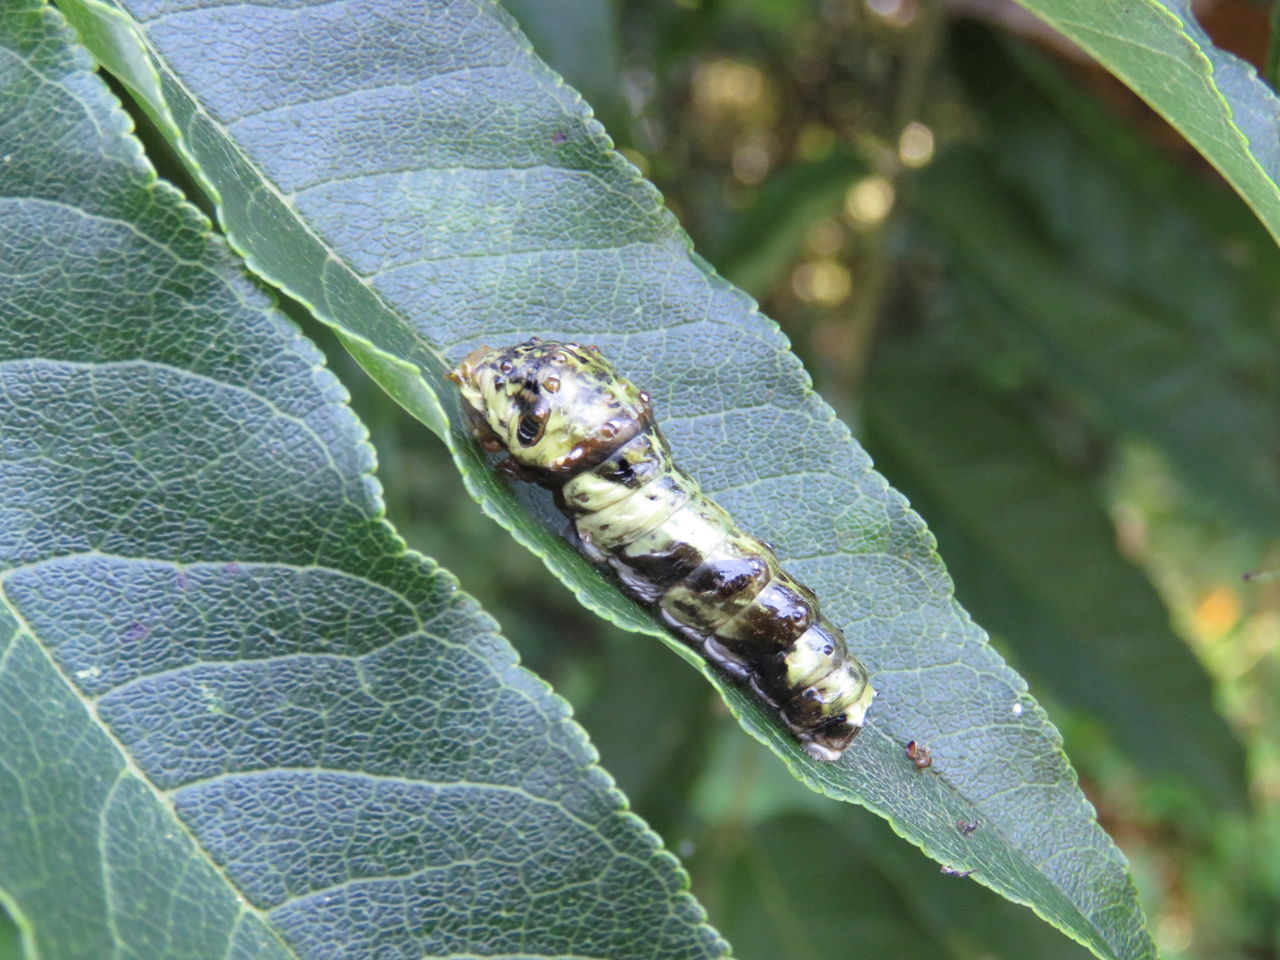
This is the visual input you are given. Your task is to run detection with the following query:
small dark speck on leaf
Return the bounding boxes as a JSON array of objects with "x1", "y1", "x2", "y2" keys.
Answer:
[
  {"x1": 123, "y1": 622, "x2": 149, "y2": 642},
  {"x1": 941, "y1": 866, "x2": 975, "y2": 878},
  {"x1": 957, "y1": 820, "x2": 980, "y2": 836},
  {"x1": 552, "y1": 131, "x2": 567, "y2": 144},
  {"x1": 906, "y1": 740, "x2": 933, "y2": 770}
]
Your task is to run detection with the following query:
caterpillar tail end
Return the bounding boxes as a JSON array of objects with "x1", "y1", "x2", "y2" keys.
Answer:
[
  {"x1": 802, "y1": 739, "x2": 845, "y2": 763},
  {"x1": 801, "y1": 681, "x2": 877, "y2": 763}
]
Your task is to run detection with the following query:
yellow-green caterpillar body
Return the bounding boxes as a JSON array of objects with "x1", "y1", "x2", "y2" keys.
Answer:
[{"x1": 450, "y1": 339, "x2": 875, "y2": 761}]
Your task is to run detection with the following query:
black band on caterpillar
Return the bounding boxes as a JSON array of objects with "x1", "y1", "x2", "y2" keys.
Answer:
[{"x1": 449, "y1": 338, "x2": 875, "y2": 761}]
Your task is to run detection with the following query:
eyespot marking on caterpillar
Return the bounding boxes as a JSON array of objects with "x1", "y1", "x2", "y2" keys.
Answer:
[{"x1": 450, "y1": 340, "x2": 875, "y2": 761}]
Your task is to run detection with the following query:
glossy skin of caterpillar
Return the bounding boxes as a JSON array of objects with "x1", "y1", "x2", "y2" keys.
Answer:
[{"x1": 448, "y1": 338, "x2": 875, "y2": 761}]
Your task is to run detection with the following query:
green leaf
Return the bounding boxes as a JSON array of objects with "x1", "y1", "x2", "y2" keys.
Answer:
[
  {"x1": 864, "y1": 354, "x2": 1245, "y2": 808},
  {"x1": 712, "y1": 151, "x2": 866, "y2": 297},
  {"x1": 708, "y1": 814, "x2": 944, "y2": 959},
  {"x1": 688, "y1": 738, "x2": 1099, "y2": 960},
  {"x1": 947, "y1": 28, "x2": 1280, "y2": 445},
  {"x1": 56, "y1": 1, "x2": 1155, "y2": 956},
  {"x1": 1268, "y1": 2, "x2": 1280, "y2": 94},
  {"x1": 0, "y1": 4, "x2": 726, "y2": 957},
  {"x1": 917, "y1": 144, "x2": 1280, "y2": 531},
  {"x1": 951, "y1": 25, "x2": 1280, "y2": 318},
  {"x1": 709, "y1": 811, "x2": 1100, "y2": 960},
  {"x1": 824, "y1": 811, "x2": 1102, "y2": 960},
  {"x1": 0, "y1": 905, "x2": 21, "y2": 960},
  {"x1": 1013, "y1": 0, "x2": 1280, "y2": 244},
  {"x1": 574, "y1": 633, "x2": 719, "y2": 841}
]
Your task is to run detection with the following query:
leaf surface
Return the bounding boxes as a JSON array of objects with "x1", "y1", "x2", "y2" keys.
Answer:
[
  {"x1": 0, "y1": 4, "x2": 726, "y2": 957},
  {"x1": 57, "y1": 1, "x2": 1155, "y2": 956}
]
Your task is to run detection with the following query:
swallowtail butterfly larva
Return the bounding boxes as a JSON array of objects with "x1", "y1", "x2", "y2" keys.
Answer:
[{"x1": 449, "y1": 338, "x2": 875, "y2": 761}]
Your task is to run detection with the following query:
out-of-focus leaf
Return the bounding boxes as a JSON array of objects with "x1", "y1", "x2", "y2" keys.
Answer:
[
  {"x1": 916, "y1": 146, "x2": 1280, "y2": 530},
  {"x1": 1268, "y1": 4, "x2": 1280, "y2": 94},
  {"x1": 863, "y1": 354, "x2": 1246, "y2": 808},
  {"x1": 714, "y1": 151, "x2": 866, "y2": 296},
  {"x1": 710, "y1": 812, "x2": 1102, "y2": 960},
  {"x1": 0, "y1": 4, "x2": 727, "y2": 957},
  {"x1": 576, "y1": 635, "x2": 719, "y2": 839},
  {"x1": 0, "y1": 908, "x2": 21, "y2": 960},
  {"x1": 708, "y1": 814, "x2": 941, "y2": 959},
  {"x1": 729, "y1": 0, "x2": 815, "y2": 33},
  {"x1": 58, "y1": 2, "x2": 1154, "y2": 955},
  {"x1": 689, "y1": 737, "x2": 1101, "y2": 960},
  {"x1": 951, "y1": 26, "x2": 1280, "y2": 421},
  {"x1": 831, "y1": 809, "x2": 1104, "y2": 960},
  {"x1": 1012, "y1": 0, "x2": 1280, "y2": 243}
]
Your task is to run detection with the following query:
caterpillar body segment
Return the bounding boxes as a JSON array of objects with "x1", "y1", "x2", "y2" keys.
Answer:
[{"x1": 450, "y1": 338, "x2": 875, "y2": 761}]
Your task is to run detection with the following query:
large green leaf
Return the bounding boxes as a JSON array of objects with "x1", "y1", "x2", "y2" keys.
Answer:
[
  {"x1": 0, "y1": 4, "x2": 726, "y2": 957},
  {"x1": 1013, "y1": 0, "x2": 1280, "y2": 244},
  {"x1": 56, "y1": 1, "x2": 1154, "y2": 956},
  {"x1": 917, "y1": 144, "x2": 1280, "y2": 531},
  {"x1": 920, "y1": 27, "x2": 1280, "y2": 533},
  {"x1": 864, "y1": 354, "x2": 1245, "y2": 807}
]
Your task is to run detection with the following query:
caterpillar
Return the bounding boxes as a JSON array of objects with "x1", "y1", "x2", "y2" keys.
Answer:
[{"x1": 448, "y1": 338, "x2": 875, "y2": 761}]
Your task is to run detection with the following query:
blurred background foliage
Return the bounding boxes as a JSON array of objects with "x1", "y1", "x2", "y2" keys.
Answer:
[
  {"x1": 353, "y1": 0, "x2": 1278, "y2": 957},
  {"x1": 6, "y1": 0, "x2": 1273, "y2": 957}
]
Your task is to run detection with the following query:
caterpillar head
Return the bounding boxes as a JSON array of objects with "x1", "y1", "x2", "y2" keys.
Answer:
[{"x1": 449, "y1": 338, "x2": 652, "y2": 476}]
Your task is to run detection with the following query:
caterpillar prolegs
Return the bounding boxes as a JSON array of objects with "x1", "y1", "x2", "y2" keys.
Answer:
[{"x1": 449, "y1": 339, "x2": 875, "y2": 761}]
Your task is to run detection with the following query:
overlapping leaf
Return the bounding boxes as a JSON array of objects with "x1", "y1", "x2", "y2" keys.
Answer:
[
  {"x1": 55, "y1": 0, "x2": 1155, "y2": 956},
  {"x1": 1014, "y1": 0, "x2": 1280, "y2": 243},
  {"x1": 0, "y1": 4, "x2": 726, "y2": 957}
]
